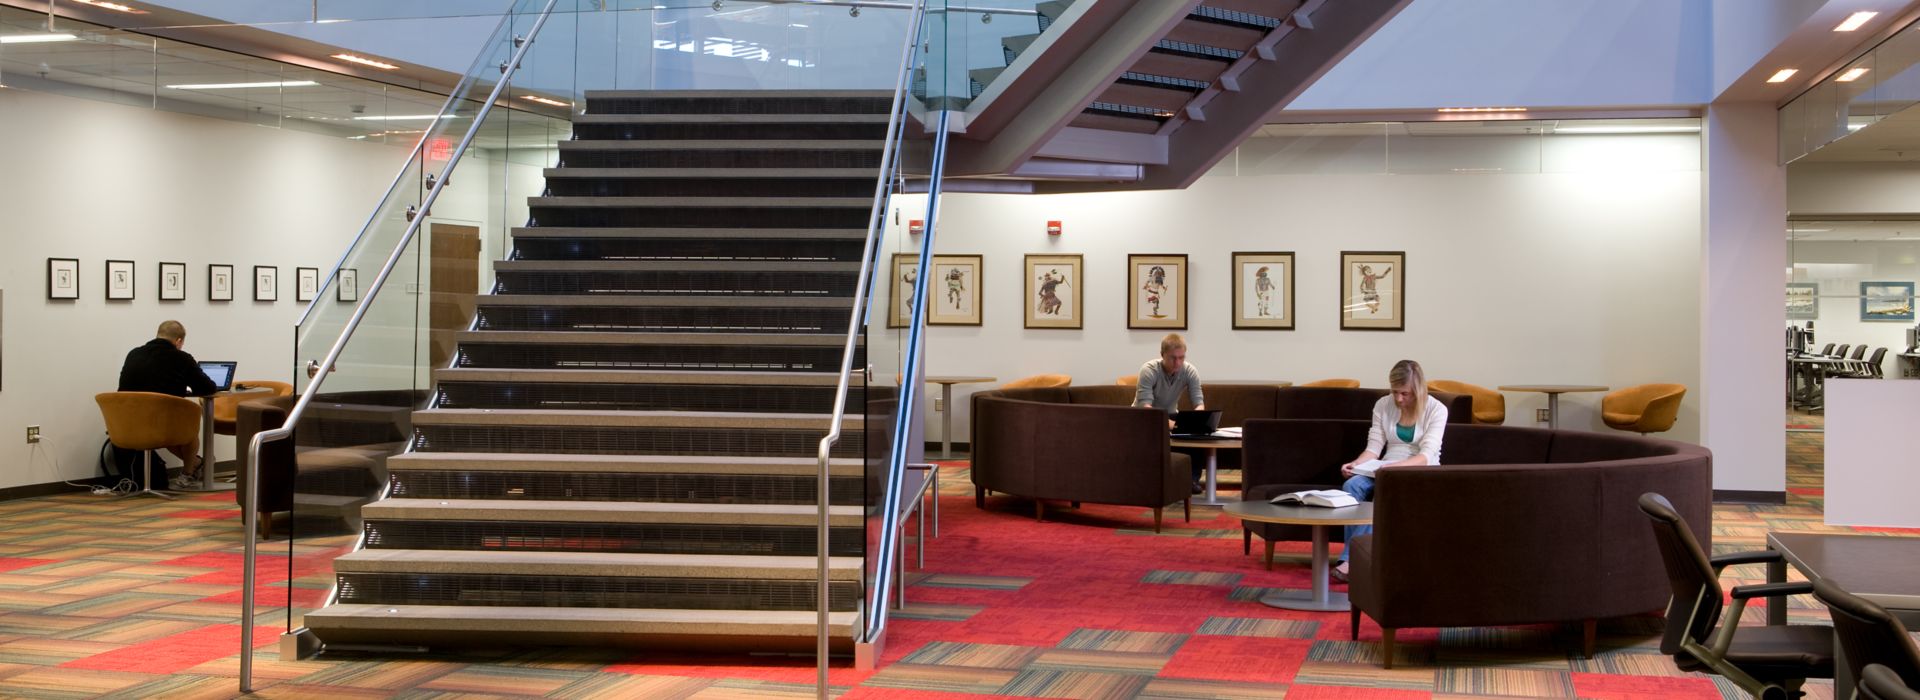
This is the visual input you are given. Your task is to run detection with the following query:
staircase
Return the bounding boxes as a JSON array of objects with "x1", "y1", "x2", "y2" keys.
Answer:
[{"x1": 302, "y1": 90, "x2": 890, "y2": 653}]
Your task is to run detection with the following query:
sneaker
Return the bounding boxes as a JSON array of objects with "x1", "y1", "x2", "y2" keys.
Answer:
[
  {"x1": 1191, "y1": 480, "x2": 1204, "y2": 495},
  {"x1": 168, "y1": 475, "x2": 198, "y2": 490},
  {"x1": 1331, "y1": 563, "x2": 1349, "y2": 583}
]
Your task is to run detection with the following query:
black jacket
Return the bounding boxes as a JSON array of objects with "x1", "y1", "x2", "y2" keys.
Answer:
[{"x1": 118, "y1": 338, "x2": 217, "y2": 397}]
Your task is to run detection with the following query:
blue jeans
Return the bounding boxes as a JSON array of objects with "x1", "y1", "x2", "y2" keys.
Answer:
[{"x1": 1337, "y1": 474, "x2": 1374, "y2": 563}]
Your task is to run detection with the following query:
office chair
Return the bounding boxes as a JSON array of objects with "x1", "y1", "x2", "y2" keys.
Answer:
[
  {"x1": 1638, "y1": 493, "x2": 1833, "y2": 700},
  {"x1": 1821, "y1": 343, "x2": 1836, "y2": 356},
  {"x1": 1851, "y1": 345, "x2": 1869, "y2": 361},
  {"x1": 1810, "y1": 578, "x2": 1920, "y2": 697},
  {"x1": 1864, "y1": 665, "x2": 1920, "y2": 700},
  {"x1": 95, "y1": 392, "x2": 201, "y2": 500},
  {"x1": 1865, "y1": 347, "x2": 1889, "y2": 378},
  {"x1": 1835, "y1": 344, "x2": 1852, "y2": 359},
  {"x1": 1602, "y1": 384, "x2": 1686, "y2": 434}
]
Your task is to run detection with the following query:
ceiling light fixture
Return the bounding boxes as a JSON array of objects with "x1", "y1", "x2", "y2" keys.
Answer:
[
  {"x1": 1553, "y1": 125, "x2": 1702, "y2": 134},
  {"x1": 71, "y1": 0, "x2": 146, "y2": 13},
  {"x1": 1835, "y1": 11, "x2": 1878, "y2": 31},
  {"x1": 521, "y1": 95, "x2": 571, "y2": 107},
  {"x1": 0, "y1": 33, "x2": 79, "y2": 44},
  {"x1": 1838, "y1": 67, "x2": 1870, "y2": 82},
  {"x1": 1767, "y1": 68, "x2": 1798, "y2": 83},
  {"x1": 331, "y1": 53, "x2": 399, "y2": 70},
  {"x1": 1436, "y1": 107, "x2": 1527, "y2": 113},
  {"x1": 167, "y1": 80, "x2": 319, "y2": 90}
]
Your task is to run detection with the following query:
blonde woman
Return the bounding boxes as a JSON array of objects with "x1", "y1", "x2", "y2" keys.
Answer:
[{"x1": 1333, "y1": 359, "x2": 1448, "y2": 581}]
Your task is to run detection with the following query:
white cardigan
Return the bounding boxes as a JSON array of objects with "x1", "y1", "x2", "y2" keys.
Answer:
[{"x1": 1366, "y1": 395, "x2": 1449, "y2": 465}]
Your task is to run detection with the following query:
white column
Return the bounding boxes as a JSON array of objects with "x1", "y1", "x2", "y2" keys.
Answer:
[{"x1": 1700, "y1": 102, "x2": 1786, "y2": 496}]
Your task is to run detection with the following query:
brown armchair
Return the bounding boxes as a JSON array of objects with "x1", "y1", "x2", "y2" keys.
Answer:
[
  {"x1": 1602, "y1": 383, "x2": 1686, "y2": 434},
  {"x1": 1000, "y1": 374, "x2": 1071, "y2": 390},
  {"x1": 971, "y1": 392, "x2": 1190, "y2": 531},
  {"x1": 212, "y1": 380, "x2": 295, "y2": 435},
  {"x1": 1427, "y1": 380, "x2": 1504, "y2": 424},
  {"x1": 1300, "y1": 378, "x2": 1360, "y2": 388}
]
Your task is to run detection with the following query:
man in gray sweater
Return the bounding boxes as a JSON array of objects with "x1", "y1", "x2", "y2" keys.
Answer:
[{"x1": 1134, "y1": 333, "x2": 1206, "y2": 492}]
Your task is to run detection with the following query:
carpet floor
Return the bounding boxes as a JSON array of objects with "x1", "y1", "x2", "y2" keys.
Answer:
[{"x1": 0, "y1": 428, "x2": 1906, "y2": 699}]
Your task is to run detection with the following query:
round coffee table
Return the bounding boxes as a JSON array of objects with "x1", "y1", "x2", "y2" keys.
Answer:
[
  {"x1": 1223, "y1": 500, "x2": 1374, "y2": 611},
  {"x1": 1497, "y1": 384, "x2": 1609, "y2": 429}
]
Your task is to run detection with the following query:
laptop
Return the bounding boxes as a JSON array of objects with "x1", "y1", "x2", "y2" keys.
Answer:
[
  {"x1": 1170, "y1": 409, "x2": 1223, "y2": 437},
  {"x1": 197, "y1": 361, "x2": 237, "y2": 392}
]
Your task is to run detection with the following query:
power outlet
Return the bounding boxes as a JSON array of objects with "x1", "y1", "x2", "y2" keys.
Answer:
[
  {"x1": 1535, "y1": 408, "x2": 1550, "y2": 423},
  {"x1": 25, "y1": 426, "x2": 40, "y2": 444},
  {"x1": 932, "y1": 397, "x2": 946, "y2": 412}
]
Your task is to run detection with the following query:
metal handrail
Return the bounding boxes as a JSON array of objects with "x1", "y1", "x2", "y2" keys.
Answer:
[
  {"x1": 812, "y1": 0, "x2": 927, "y2": 695},
  {"x1": 238, "y1": 0, "x2": 561, "y2": 693}
]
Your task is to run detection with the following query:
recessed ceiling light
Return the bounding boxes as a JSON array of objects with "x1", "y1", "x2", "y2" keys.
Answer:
[
  {"x1": 1835, "y1": 11, "x2": 1878, "y2": 31},
  {"x1": 72, "y1": 0, "x2": 146, "y2": 13},
  {"x1": 521, "y1": 95, "x2": 571, "y2": 107},
  {"x1": 167, "y1": 80, "x2": 319, "y2": 90},
  {"x1": 331, "y1": 53, "x2": 399, "y2": 70},
  {"x1": 0, "y1": 33, "x2": 79, "y2": 44},
  {"x1": 1436, "y1": 107, "x2": 1527, "y2": 113},
  {"x1": 1554, "y1": 125, "x2": 1702, "y2": 134},
  {"x1": 1767, "y1": 68, "x2": 1798, "y2": 83},
  {"x1": 1838, "y1": 67, "x2": 1870, "y2": 82}
]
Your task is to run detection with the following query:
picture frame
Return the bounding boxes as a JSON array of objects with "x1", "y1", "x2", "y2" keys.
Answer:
[
  {"x1": 1127, "y1": 254, "x2": 1187, "y2": 330},
  {"x1": 159, "y1": 262, "x2": 186, "y2": 301},
  {"x1": 889, "y1": 254, "x2": 982, "y2": 326},
  {"x1": 46, "y1": 258, "x2": 79, "y2": 300},
  {"x1": 1786, "y1": 282, "x2": 1819, "y2": 321},
  {"x1": 337, "y1": 268, "x2": 359, "y2": 303},
  {"x1": 1024, "y1": 254, "x2": 1083, "y2": 329},
  {"x1": 254, "y1": 265, "x2": 278, "y2": 302},
  {"x1": 1340, "y1": 251, "x2": 1404, "y2": 331},
  {"x1": 105, "y1": 260, "x2": 135, "y2": 301},
  {"x1": 1232, "y1": 252, "x2": 1295, "y2": 330},
  {"x1": 1860, "y1": 281, "x2": 1914, "y2": 322},
  {"x1": 296, "y1": 267, "x2": 320, "y2": 302},
  {"x1": 208, "y1": 264, "x2": 234, "y2": 302}
]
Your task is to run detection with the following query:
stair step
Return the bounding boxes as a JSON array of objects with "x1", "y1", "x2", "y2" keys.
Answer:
[
  {"x1": 472, "y1": 296, "x2": 853, "y2": 334},
  {"x1": 560, "y1": 140, "x2": 884, "y2": 152},
  {"x1": 433, "y1": 368, "x2": 847, "y2": 386},
  {"x1": 362, "y1": 498, "x2": 864, "y2": 527},
  {"x1": 1102, "y1": 82, "x2": 1201, "y2": 112},
  {"x1": 453, "y1": 330, "x2": 845, "y2": 346},
  {"x1": 387, "y1": 452, "x2": 864, "y2": 477},
  {"x1": 1131, "y1": 51, "x2": 1232, "y2": 83},
  {"x1": 334, "y1": 549, "x2": 863, "y2": 579},
  {"x1": 585, "y1": 89, "x2": 889, "y2": 99},
  {"x1": 494, "y1": 261, "x2": 858, "y2": 274},
  {"x1": 528, "y1": 196, "x2": 871, "y2": 209},
  {"x1": 512, "y1": 227, "x2": 867, "y2": 240},
  {"x1": 432, "y1": 380, "x2": 846, "y2": 414},
  {"x1": 411, "y1": 408, "x2": 859, "y2": 431},
  {"x1": 491, "y1": 262, "x2": 860, "y2": 298},
  {"x1": 1003, "y1": 33, "x2": 1041, "y2": 56},
  {"x1": 1165, "y1": 15, "x2": 1267, "y2": 52},
  {"x1": 542, "y1": 168, "x2": 880, "y2": 179},
  {"x1": 303, "y1": 604, "x2": 860, "y2": 644},
  {"x1": 388, "y1": 467, "x2": 864, "y2": 505},
  {"x1": 574, "y1": 113, "x2": 889, "y2": 125},
  {"x1": 452, "y1": 332, "x2": 856, "y2": 372},
  {"x1": 476, "y1": 295, "x2": 849, "y2": 308}
]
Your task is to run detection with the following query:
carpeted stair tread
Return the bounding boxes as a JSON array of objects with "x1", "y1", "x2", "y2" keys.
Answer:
[
  {"x1": 387, "y1": 452, "x2": 863, "y2": 476},
  {"x1": 528, "y1": 196, "x2": 871, "y2": 208},
  {"x1": 559, "y1": 140, "x2": 884, "y2": 151},
  {"x1": 362, "y1": 498, "x2": 864, "y2": 526},
  {"x1": 475, "y1": 295, "x2": 850, "y2": 308},
  {"x1": 334, "y1": 549, "x2": 863, "y2": 579},
  {"x1": 510, "y1": 227, "x2": 866, "y2": 239},
  {"x1": 542, "y1": 168, "x2": 881, "y2": 179},
  {"x1": 431, "y1": 367, "x2": 850, "y2": 385},
  {"x1": 493, "y1": 260, "x2": 859, "y2": 273},
  {"x1": 411, "y1": 408, "x2": 861, "y2": 430},
  {"x1": 453, "y1": 330, "x2": 846, "y2": 345},
  {"x1": 573, "y1": 113, "x2": 889, "y2": 125},
  {"x1": 304, "y1": 604, "x2": 860, "y2": 637},
  {"x1": 585, "y1": 89, "x2": 889, "y2": 98}
]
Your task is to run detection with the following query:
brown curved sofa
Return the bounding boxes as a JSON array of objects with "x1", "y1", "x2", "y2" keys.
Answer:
[{"x1": 1240, "y1": 418, "x2": 1712, "y2": 663}]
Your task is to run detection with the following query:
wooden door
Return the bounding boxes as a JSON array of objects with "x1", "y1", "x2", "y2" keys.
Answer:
[{"x1": 429, "y1": 224, "x2": 482, "y2": 370}]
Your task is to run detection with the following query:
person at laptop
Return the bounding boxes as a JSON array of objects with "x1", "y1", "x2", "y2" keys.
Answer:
[
  {"x1": 117, "y1": 320, "x2": 218, "y2": 487},
  {"x1": 1133, "y1": 333, "x2": 1207, "y2": 492},
  {"x1": 1332, "y1": 359, "x2": 1448, "y2": 582}
]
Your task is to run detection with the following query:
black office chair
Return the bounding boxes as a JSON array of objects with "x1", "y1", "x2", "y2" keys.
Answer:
[
  {"x1": 1639, "y1": 493, "x2": 1834, "y2": 700},
  {"x1": 1866, "y1": 347, "x2": 1889, "y2": 378},
  {"x1": 1864, "y1": 665, "x2": 1920, "y2": 700},
  {"x1": 1811, "y1": 578, "x2": 1920, "y2": 696},
  {"x1": 1821, "y1": 343, "x2": 1836, "y2": 356},
  {"x1": 1835, "y1": 344, "x2": 1853, "y2": 359}
]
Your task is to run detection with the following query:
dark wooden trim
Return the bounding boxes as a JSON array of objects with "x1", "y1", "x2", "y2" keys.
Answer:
[{"x1": 1713, "y1": 489, "x2": 1787, "y2": 504}]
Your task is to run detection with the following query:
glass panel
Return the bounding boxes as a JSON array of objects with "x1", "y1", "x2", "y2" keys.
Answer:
[{"x1": 1787, "y1": 220, "x2": 1920, "y2": 395}]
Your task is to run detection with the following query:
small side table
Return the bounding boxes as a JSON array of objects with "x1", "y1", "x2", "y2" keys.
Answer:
[
  {"x1": 924, "y1": 376, "x2": 995, "y2": 458},
  {"x1": 177, "y1": 393, "x2": 238, "y2": 493},
  {"x1": 1170, "y1": 436, "x2": 1242, "y2": 507},
  {"x1": 1497, "y1": 385, "x2": 1609, "y2": 429},
  {"x1": 1224, "y1": 501, "x2": 1374, "y2": 611}
]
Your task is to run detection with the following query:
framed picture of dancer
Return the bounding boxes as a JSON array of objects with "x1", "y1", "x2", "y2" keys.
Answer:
[
  {"x1": 890, "y1": 254, "x2": 983, "y2": 327},
  {"x1": 1024, "y1": 254, "x2": 1082, "y2": 329},
  {"x1": 1128, "y1": 254, "x2": 1187, "y2": 330},
  {"x1": 1232, "y1": 252, "x2": 1294, "y2": 330},
  {"x1": 1340, "y1": 251, "x2": 1403, "y2": 331}
]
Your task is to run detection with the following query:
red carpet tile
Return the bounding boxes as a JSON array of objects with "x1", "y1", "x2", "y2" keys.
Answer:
[
  {"x1": 1570, "y1": 672, "x2": 1721, "y2": 699},
  {"x1": 161, "y1": 509, "x2": 244, "y2": 520},
  {"x1": 58, "y1": 623, "x2": 276, "y2": 673},
  {"x1": 1285, "y1": 686, "x2": 1432, "y2": 700},
  {"x1": 0, "y1": 557, "x2": 57, "y2": 573},
  {"x1": 1158, "y1": 636, "x2": 1313, "y2": 684}
]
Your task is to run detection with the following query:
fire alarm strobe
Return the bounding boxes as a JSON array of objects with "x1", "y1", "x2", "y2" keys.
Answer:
[
  {"x1": 1047, "y1": 220, "x2": 1062, "y2": 236},
  {"x1": 909, "y1": 220, "x2": 925, "y2": 235}
]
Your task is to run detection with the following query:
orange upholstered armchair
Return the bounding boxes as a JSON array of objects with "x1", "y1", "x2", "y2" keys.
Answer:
[
  {"x1": 212, "y1": 380, "x2": 295, "y2": 435},
  {"x1": 1116, "y1": 374, "x2": 1139, "y2": 387},
  {"x1": 1601, "y1": 384, "x2": 1686, "y2": 434},
  {"x1": 1300, "y1": 378, "x2": 1360, "y2": 389},
  {"x1": 1428, "y1": 380, "x2": 1505, "y2": 424},
  {"x1": 1001, "y1": 374, "x2": 1071, "y2": 390}
]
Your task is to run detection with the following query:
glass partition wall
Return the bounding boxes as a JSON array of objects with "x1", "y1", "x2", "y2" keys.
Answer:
[{"x1": 1785, "y1": 220, "x2": 1920, "y2": 426}]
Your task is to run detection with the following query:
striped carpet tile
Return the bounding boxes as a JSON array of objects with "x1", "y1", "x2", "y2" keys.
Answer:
[
  {"x1": 995, "y1": 668, "x2": 1151, "y2": 699},
  {"x1": 899, "y1": 641, "x2": 1042, "y2": 670},
  {"x1": 1136, "y1": 676, "x2": 1293, "y2": 699},
  {"x1": 547, "y1": 673, "x2": 712, "y2": 699},
  {"x1": 1196, "y1": 616, "x2": 1319, "y2": 639},
  {"x1": 861, "y1": 663, "x2": 1020, "y2": 694},
  {"x1": 1056, "y1": 628, "x2": 1188, "y2": 653},
  {"x1": 1142, "y1": 570, "x2": 1242, "y2": 586},
  {"x1": 1027, "y1": 648, "x2": 1172, "y2": 675},
  {"x1": 1433, "y1": 667, "x2": 1578, "y2": 697},
  {"x1": 416, "y1": 665, "x2": 593, "y2": 695}
]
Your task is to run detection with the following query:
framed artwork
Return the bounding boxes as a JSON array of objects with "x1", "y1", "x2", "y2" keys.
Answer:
[
  {"x1": 889, "y1": 254, "x2": 982, "y2": 326},
  {"x1": 254, "y1": 266, "x2": 278, "y2": 302},
  {"x1": 296, "y1": 267, "x2": 320, "y2": 302},
  {"x1": 1232, "y1": 252, "x2": 1295, "y2": 330},
  {"x1": 337, "y1": 268, "x2": 360, "y2": 302},
  {"x1": 1127, "y1": 254, "x2": 1187, "y2": 329},
  {"x1": 1786, "y1": 282, "x2": 1818, "y2": 321},
  {"x1": 46, "y1": 258, "x2": 79, "y2": 300},
  {"x1": 1860, "y1": 281, "x2": 1915, "y2": 322},
  {"x1": 1340, "y1": 251, "x2": 1404, "y2": 331},
  {"x1": 159, "y1": 262, "x2": 186, "y2": 301},
  {"x1": 208, "y1": 264, "x2": 234, "y2": 302},
  {"x1": 105, "y1": 260, "x2": 135, "y2": 301},
  {"x1": 1024, "y1": 254, "x2": 1083, "y2": 329}
]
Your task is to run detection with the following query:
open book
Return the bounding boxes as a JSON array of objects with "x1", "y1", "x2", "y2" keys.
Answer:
[
  {"x1": 1349, "y1": 459, "x2": 1390, "y2": 478},
  {"x1": 1269, "y1": 489, "x2": 1358, "y2": 508}
]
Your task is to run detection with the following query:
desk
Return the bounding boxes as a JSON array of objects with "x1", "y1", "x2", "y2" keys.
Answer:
[
  {"x1": 1224, "y1": 501, "x2": 1372, "y2": 611},
  {"x1": 925, "y1": 376, "x2": 995, "y2": 458},
  {"x1": 1497, "y1": 385, "x2": 1608, "y2": 429},
  {"x1": 1789, "y1": 356, "x2": 1848, "y2": 410},
  {"x1": 1170, "y1": 436, "x2": 1240, "y2": 506},
  {"x1": 175, "y1": 394, "x2": 237, "y2": 493},
  {"x1": 1766, "y1": 532, "x2": 1920, "y2": 694}
]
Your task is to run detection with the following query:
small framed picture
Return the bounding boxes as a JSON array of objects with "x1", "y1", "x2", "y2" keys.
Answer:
[
  {"x1": 296, "y1": 267, "x2": 320, "y2": 302},
  {"x1": 47, "y1": 258, "x2": 79, "y2": 300},
  {"x1": 254, "y1": 265, "x2": 278, "y2": 302},
  {"x1": 105, "y1": 260, "x2": 135, "y2": 301},
  {"x1": 1786, "y1": 282, "x2": 1818, "y2": 321},
  {"x1": 1340, "y1": 251, "x2": 1404, "y2": 331},
  {"x1": 1860, "y1": 281, "x2": 1915, "y2": 322},
  {"x1": 890, "y1": 255, "x2": 982, "y2": 326},
  {"x1": 338, "y1": 268, "x2": 359, "y2": 302},
  {"x1": 1127, "y1": 254, "x2": 1187, "y2": 329},
  {"x1": 159, "y1": 262, "x2": 187, "y2": 301},
  {"x1": 209, "y1": 264, "x2": 234, "y2": 302},
  {"x1": 1232, "y1": 252, "x2": 1295, "y2": 330},
  {"x1": 1024, "y1": 254, "x2": 1083, "y2": 329}
]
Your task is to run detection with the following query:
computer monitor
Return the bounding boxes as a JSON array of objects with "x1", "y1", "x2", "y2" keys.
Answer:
[{"x1": 197, "y1": 361, "x2": 237, "y2": 392}]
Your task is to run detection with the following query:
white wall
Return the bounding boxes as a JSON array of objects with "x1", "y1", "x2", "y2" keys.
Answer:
[
  {"x1": 913, "y1": 133, "x2": 1705, "y2": 448},
  {"x1": 1824, "y1": 378, "x2": 1920, "y2": 527},
  {"x1": 1788, "y1": 162, "x2": 1920, "y2": 213}
]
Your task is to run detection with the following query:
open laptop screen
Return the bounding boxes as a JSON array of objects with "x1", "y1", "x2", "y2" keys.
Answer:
[{"x1": 198, "y1": 361, "x2": 237, "y2": 392}]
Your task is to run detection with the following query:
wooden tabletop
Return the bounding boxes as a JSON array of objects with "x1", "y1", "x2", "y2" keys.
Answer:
[
  {"x1": 1223, "y1": 500, "x2": 1373, "y2": 526},
  {"x1": 1208, "y1": 380, "x2": 1295, "y2": 387},
  {"x1": 1170, "y1": 437, "x2": 1242, "y2": 450},
  {"x1": 1497, "y1": 384, "x2": 1610, "y2": 394},
  {"x1": 1769, "y1": 532, "x2": 1920, "y2": 611},
  {"x1": 923, "y1": 376, "x2": 997, "y2": 385}
]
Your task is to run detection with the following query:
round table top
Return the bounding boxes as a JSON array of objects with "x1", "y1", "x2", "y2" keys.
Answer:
[
  {"x1": 1224, "y1": 500, "x2": 1373, "y2": 526},
  {"x1": 1170, "y1": 437, "x2": 1243, "y2": 450},
  {"x1": 1497, "y1": 384, "x2": 1610, "y2": 394},
  {"x1": 924, "y1": 376, "x2": 997, "y2": 385}
]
